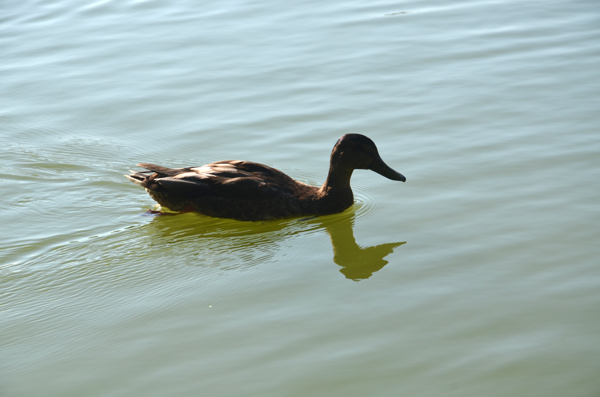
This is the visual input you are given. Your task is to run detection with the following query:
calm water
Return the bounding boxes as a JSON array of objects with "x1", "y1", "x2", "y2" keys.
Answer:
[{"x1": 2, "y1": 0, "x2": 600, "y2": 395}]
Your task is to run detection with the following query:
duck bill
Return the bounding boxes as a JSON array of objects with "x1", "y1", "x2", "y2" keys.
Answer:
[{"x1": 370, "y1": 158, "x2": 406, "y2": 182}]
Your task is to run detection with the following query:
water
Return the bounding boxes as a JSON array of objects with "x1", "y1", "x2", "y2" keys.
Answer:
[{"x1": 2, "y1": 0, "x2": 600, "y2": 395}]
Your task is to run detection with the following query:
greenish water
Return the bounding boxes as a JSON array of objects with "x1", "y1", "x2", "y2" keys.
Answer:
[{"x1": 2, "y1": 0, "x2": 600, "y2": 396}]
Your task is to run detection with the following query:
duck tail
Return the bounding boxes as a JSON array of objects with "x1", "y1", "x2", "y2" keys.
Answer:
[
  {"x1": 126, "y1": 163, "x2": 186, "y2": 191},
  {"x1": 137, "y1": 163, "x2": 185, "y2": 176},
  {"x1": 125, "y1": 170, "x2": 152, "y2": 187}
]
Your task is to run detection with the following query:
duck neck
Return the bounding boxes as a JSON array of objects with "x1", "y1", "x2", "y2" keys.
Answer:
[{"x1": 319, "y1": 164, "x2": 355, "y2": 205}]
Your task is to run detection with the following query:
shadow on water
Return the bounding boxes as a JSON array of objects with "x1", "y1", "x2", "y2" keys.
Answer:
[
  {"x1": 314, "y1": 214, "x2": 406, "y2": 281},
  {"x1": 143, "y1": 207, "x2": 405, "y2": 281}
]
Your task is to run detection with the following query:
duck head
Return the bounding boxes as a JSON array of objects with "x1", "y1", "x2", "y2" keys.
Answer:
[{"x1": 331, "y1": 134, "x2": 406, "y2": 182}]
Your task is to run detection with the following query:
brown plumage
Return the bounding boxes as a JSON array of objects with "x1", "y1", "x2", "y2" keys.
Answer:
[{"x1": 125, "y1": 134, "x2": 406, "y2": 221}]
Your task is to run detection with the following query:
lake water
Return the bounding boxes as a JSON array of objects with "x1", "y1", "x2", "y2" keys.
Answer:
[{"x1": 2, "y1": 0, "x2": 600, "y2": 396}]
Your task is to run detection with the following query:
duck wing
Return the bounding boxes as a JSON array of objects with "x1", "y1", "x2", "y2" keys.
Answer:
[{"x1": 130, "y1": 160, "x2": 299, "y2": 201}]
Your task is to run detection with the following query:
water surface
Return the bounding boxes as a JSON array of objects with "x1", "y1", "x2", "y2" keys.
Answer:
[{"x1": 2, "y1": 0, "x2": 600, "y2": 396}]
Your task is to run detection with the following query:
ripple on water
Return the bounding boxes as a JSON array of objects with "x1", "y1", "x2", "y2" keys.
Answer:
[
  {"x1": 352, "y1": 179, "x2": 400, "y2": 225},
  {"x1": 1, "y1": 206, "x2": 327, "y2": 276}
]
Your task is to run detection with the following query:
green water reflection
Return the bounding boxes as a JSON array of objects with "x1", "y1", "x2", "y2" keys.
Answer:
[
  {"x1": 319, "y1": 214, "x2": 405, "y2": 281},
  {"x1": 142, "y1": 209, "x2": 405, "y2": 281}
]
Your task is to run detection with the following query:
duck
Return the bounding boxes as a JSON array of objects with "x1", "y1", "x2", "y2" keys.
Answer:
[{"x1": 125, "y1": 134, "x2": 405, "y2": 221}]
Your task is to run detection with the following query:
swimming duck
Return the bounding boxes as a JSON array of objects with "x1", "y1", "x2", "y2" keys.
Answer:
[{"x1": 126, "y1": 134, "x2": 405, "y2": 221}]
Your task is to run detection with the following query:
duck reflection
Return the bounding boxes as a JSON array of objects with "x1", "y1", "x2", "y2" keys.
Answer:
[
  {"x1": 315, "y1": 213, "x2": 405, "y2": 281},
  {"x1": 142, "y1": 208, "x2": 404, "y2": 280}
]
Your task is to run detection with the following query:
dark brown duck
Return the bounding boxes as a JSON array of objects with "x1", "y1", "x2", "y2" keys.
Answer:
[{"x1": 126, "y1": 134, "x2": 406, "y2": 221}]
